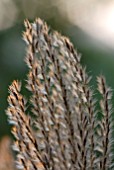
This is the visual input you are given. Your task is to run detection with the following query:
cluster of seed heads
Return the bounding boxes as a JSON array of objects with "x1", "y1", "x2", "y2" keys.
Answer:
[{"x1": 6, "y1": 18, "x2": 114, "y2": 170}]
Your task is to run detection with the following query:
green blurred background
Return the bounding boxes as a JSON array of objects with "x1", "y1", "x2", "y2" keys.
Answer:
[{"x1": 0, "y1": 0, "x2": 114, "y2": 138}]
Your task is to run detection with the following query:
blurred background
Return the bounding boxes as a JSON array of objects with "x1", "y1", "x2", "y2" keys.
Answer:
[{"x1": 0, "y1": 0, "x2": 114, "y2": 138}]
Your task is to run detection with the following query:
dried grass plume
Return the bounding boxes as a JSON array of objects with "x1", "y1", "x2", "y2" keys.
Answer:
[{"x1": 5, "y1": 18, "x2": 114, "y2": 170}]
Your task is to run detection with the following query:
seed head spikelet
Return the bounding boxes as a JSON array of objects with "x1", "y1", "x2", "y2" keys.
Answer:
[{"x1": 7, "y1": 80, "x2": 47, "y2": 170}]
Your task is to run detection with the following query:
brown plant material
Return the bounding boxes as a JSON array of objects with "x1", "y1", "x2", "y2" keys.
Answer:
[
  {"x1": 0, "y1": 136, "x2": 15, "y2": 170},
  {"x1": 6, "y1": 18, "x2": 114, "y2": 170},
  {"x1": 6, "y1": 80, "x2": 47, "y2": 170},
  {"x1": 96, "y1": 76, "x2": 113, "y2": 170}
]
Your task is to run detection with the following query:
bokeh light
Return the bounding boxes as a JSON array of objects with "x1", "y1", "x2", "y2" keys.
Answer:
[{"x1": 57, "y1": 0, "x2": 114, "y2": 48}]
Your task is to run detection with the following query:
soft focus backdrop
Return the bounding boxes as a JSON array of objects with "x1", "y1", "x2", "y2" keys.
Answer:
[{"x1": 0, "y1": 0, "x2": 114, "y2": 137}]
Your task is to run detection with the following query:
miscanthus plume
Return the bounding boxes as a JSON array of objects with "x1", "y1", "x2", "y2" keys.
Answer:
[{"x1": 5, "y1": 18, "x2": 114, "y2": 170}]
